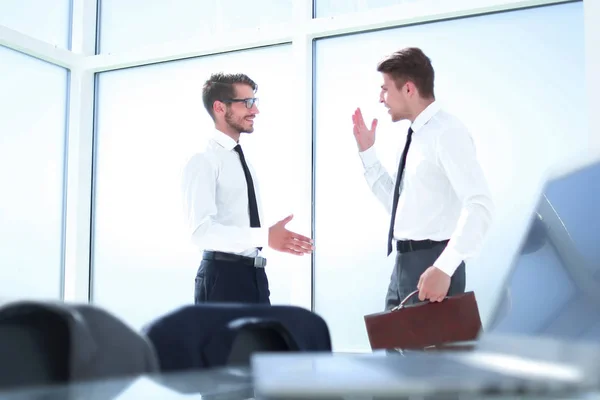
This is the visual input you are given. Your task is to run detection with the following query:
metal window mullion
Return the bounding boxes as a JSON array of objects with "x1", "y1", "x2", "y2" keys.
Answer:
[{"x1": 62, "y1": 0, "x2": 98, "y2": 302}]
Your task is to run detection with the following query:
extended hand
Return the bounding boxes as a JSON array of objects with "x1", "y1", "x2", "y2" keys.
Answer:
[
  {"x1": 268, "y1": 214, "x2": 314, "y2": 256},
  {"x1": 417, "y1": 266, "x2": 450, "y2": 302},
  {"x1": 352, "y1": 108, "x2": 377, "y2": 152}
]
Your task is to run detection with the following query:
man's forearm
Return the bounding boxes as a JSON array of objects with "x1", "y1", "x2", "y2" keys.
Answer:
[
  {"x1": 434, "y1": 198, "x2": 494, "y2": 276},
  {"x1": 191, "y1": 218, "x2": 269, "y2": 253},
  {"x1": 360, "y1": 147, "x2": 395, "y2": 214}
]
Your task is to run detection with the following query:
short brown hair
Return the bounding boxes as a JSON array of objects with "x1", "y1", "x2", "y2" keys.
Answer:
[
  {"x1": 377, "y1": 47, "x2": 435, "y2": 99},
  {"x1": 202, "y1": 73, "x2": 257, "y2": 120}
]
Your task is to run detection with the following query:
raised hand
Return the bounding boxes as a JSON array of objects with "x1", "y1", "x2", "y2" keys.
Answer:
[
  {"x1": 352, "y1": 108, "x2": 377, "y2": 152},
  {"x1": 268, "y1": 214, "x2": 314, "y2": 256}
]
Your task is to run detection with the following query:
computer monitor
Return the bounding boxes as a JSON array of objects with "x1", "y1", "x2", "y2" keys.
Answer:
[{"x1": 487, "y1": 160, "x2": 600, "y2": 341}]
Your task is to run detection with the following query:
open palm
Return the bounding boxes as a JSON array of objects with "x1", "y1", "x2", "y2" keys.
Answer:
[{"x1": 352, "y1": 108, "x2": 378, "y2": 152}]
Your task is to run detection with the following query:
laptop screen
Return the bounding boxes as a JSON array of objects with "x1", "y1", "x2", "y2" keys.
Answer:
[{"x1": 488, "y1": 161, "x2": 600, "y2": 341}]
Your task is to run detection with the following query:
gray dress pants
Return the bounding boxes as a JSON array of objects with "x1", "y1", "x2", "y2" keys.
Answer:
[{"x1": 385, "y1": 241, "x2": 466, "y2": 310}]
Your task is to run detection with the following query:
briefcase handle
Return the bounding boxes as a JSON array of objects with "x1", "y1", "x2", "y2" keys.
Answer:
[
  {"x1": 392, "y1": 289, "x2": 459, "y2": 311},
  {"x1": 391, "y1": 290, "x2": 420, "y2": 311}
]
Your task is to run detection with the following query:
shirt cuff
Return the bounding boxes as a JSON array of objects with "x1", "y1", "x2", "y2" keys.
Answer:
[
  {"x1": 433, "y1": 245, "x2": 464, "y2": 277},
  {"x1": 359, "y1": 146, "x2": 378, "y2": 169},
  {"x1": 250, "y1": 227, "x2": 269, "y2": 249}
]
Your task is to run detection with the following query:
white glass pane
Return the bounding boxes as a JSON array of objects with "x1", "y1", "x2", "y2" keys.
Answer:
[
  {"x1": 98, "y1": 0, "x2": 293, "y2": 54},
  {"x1": 0, "y1": 0, "x2": 71, "y2": 49},
  {"x1": 314, "y1": 2, "x2": 585, "y2": 351},
  {"x1": 316, "y1": 0, "x2": 418, "y2": 17},
  {"x1": 0, "y1": 45, "x2": 68, "y2": 300},
  {"x1": 315, "y1": 0, "x2": 548, "y2": 18},
  {"x1": 92, "y1": 44, "x2": 311, "y2": 330}
]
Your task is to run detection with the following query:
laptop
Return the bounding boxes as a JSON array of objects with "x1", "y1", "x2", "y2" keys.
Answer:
[{"x1": 252, "y1": 160, "x2": 600, "y2": 398}]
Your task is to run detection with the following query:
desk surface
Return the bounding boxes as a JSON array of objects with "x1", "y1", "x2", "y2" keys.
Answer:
[
  {"x1": 3, "y1": 335, "x2": 600, "y2": 400},
  {"x1": 3, "y1": 368, "x2": 598, "y2": 400},
  {"x1": 0, "y1": 367, "x2": 254, "y2": 400}
]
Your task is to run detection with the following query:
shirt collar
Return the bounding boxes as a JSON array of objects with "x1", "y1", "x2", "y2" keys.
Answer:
[
  {"x1": 411, "y1": 100, "x2": 441, "y2": 133},
  {"x1": 211, "y1": 129, "x2": 238, "y2": 151}
]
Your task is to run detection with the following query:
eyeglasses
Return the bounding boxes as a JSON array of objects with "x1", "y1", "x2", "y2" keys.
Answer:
[{"x1": 222, "y1": 98, "x2": 259, "y2": 109}]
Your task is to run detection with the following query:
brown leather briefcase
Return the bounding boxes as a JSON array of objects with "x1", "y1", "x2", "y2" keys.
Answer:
[{"x1": 364, "y1": 290, "x2": 482, "y2": 351}]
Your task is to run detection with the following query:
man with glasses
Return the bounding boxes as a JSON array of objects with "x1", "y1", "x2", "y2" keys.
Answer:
[{"x1": 182, "y1": 72, "x2": 314, "y2": 304}]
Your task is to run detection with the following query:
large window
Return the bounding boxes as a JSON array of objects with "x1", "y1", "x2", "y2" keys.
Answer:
[
  {"x1": 0, "y1": 0, "x2": 72, "y2": 48},
  {"x1": 97, "y1": 0, "x2": 293, "y2": 54},
  {"x1": 0, "y1": 46, "x2": 68, "y2": 300},
  {"x1": 313, "y1": 2, "x2": 585, "y2": 351},
  {"x1": 91, "y1": 44, "x2": 312, "y2": 329}
]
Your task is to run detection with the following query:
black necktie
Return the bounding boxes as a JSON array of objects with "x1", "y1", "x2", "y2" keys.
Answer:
[
  {"x1": 387, "y1": 127, "x2": 414, "y2": 256},
  {"x1": 233, "y1": 145, "x2": 262, "y2": 250}
]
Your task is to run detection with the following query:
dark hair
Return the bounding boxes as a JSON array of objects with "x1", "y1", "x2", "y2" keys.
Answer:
[
  {"x1": 377, "y1": 47, "x2": 435, "y2": 99},
  {"x1": 202, "y1": 73, "x2": 258, "y2": 120}
]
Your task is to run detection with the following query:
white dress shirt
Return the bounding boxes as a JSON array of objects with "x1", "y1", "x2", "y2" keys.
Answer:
[
  {"x1": 359, "y1": 101, "x2": 494, "y2": 276},
  {"x1": 181, "y1": 130, "x2": 267, "y2": 257}
]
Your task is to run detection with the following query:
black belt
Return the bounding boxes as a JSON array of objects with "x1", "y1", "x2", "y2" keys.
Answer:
[
  {"x1": 396, "y1": 239, "x2": 449, "y2": 253},
  {"x1": 203, "y1": 251, "x2": 267, "y2": 268}
]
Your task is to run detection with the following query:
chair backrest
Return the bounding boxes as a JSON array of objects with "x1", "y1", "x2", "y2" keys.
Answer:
[
  {"x1": 71, "y1": 304, "x2": 160, "y2": 382},
  {"x1": 0, "y1": 301, "x2": 159, "y2": 393},
  {"x1": 0, "y1": 311, "x2": 70, "y2": 390},
  {"x1": 144, "y1": 304, "x2": 332, "y2": 372},
  {"x1": 225, "y1": 317, "x2": 300, "y2": 366}
]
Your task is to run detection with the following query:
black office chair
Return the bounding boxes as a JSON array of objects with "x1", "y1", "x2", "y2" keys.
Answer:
[
  {"x1": 0, "y1": 301, "x2": 159, "y2": 395},
  {"x1": 222, "y1": 317, "x2": 301, "y2": 366},
  {"x1": 143, "y1": 304, "x2": 332, "y2": 373},
  {"x1": 149, "y1": 317, "x2": 296, "y2": 398},
  {"x1": 0, "y1": 309, "x2": 69, "y2": 389}
]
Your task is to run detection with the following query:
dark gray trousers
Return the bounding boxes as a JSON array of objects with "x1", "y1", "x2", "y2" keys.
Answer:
[
  {"x1": 195, "y1": 258, "x2": 270, "y2": 305},
  {"x1": 385, "y1": 242, "x2": 466, "y2": 310}
]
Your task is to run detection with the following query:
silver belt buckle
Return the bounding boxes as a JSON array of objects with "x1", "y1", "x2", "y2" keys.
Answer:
[{"x1": 253, "y1": 257, "x2": 266, "y2": 268}]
